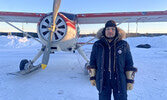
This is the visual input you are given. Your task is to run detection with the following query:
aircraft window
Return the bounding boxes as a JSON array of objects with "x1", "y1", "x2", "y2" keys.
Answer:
[{"x1": 60, "y1": 12, "x2": 77, "y2": 21}]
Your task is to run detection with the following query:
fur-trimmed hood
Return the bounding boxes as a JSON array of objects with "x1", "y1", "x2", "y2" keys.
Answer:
[{"x1": 96, "y1": 27, "x2": 126, "y2": 40}]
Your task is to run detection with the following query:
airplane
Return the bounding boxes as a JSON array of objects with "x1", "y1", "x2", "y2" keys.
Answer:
[{"x1": 1, "y1": 0, "x2": 167, "y2": 75}]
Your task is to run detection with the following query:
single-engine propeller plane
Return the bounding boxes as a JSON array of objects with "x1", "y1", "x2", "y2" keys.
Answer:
[{"x1": 1, "y1": 0, "x2": 167, "y2": 75}]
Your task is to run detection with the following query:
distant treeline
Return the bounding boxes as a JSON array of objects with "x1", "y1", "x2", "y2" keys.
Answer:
[
  {"x1": 0, "y1": 32, "x2": 38, "y2": 38},
  {"x1": 126, "y1": 33, "x2": 167, "y2": 37},
  {"x1": 0, "y1": 32, "x2": 167, "y2": 38},
  {"x1": 79, "y1": 33, "x2": 167, "y2": 37}
]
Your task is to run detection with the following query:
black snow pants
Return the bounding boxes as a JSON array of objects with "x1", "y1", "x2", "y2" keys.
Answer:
[{"x1": 99, "y1": 74, "x2": 127, "y2": 100}]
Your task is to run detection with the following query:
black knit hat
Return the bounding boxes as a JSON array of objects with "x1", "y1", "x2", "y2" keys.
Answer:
[
  {"x1": 105, "y1": 20, "x2": 116, "y2": 28},
  {"x1": 102, "y1": 20, "x2": 118, "y2": 39}
]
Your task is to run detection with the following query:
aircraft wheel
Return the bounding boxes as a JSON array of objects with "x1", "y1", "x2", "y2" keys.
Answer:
[
  {"x1": 84, "y1": 63, "x2": 89, "y2": 75},
  {"x1": 19, "y1": 59, "x2": 28, "y2": 70}
]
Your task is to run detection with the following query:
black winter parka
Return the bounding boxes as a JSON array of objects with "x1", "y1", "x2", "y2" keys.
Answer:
[{"x1": 90, "y1": 28, "x2": 135, "y2": 93}]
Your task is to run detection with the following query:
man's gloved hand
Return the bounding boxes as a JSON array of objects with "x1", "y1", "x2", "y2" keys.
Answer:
[
  {"x1": 127, "y1": 83, "x2": 133, "y2": 90},
  {"x1": 87, "y1": 65, "x2": 96, "y2": 86},
  {"x1": 126, "y1": 68, "x2": 137, "y2": 90},
  {"x1": 90, "y1": 68, "x2": 96, "y2": 86}
]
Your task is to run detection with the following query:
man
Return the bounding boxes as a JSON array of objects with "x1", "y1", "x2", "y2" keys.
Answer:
[{"x1": 87, "y1": 20, "x2": 137, "y2": 100}]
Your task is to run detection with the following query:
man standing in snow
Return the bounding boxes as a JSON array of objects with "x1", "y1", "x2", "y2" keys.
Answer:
[{"x1": 87, "y1": 20, "x2": 137, "y2": 100}]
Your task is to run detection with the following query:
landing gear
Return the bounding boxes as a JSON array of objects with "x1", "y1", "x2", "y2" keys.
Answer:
[
  {"x1": 11, "y1": 46, "x2": 45, "y2": 75},
  {"x1": 19, "y1": 59, "x2": 29, "y2": 70},
  {"x1": 18, "y1": 59, "x2": 41, "y2": 75},
  {"x1": 76, "y1": 44, "x2": 90, "y2": 75},
  {"x1": 7, "y1": 59, "x2": 41, "y2": 76},
  {"x1": 19, "y1": 59, "x2": 36, "y2": 71}
]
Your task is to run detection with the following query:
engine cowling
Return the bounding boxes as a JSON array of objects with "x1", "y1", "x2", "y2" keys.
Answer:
[
  {"x1": 37, "y1": 13, "x2": 77, "y2": 51},
  {"x1": 38, "y1": 13, "x2": 67, "y2": 43}
]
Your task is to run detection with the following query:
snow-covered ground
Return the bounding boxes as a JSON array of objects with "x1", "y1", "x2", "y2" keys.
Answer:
[{"x1": 0, "y1": 35, "x2": 167, "y2": 100}]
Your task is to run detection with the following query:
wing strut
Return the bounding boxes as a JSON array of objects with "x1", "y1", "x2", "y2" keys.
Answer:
[{"x1": 0, "y1": 17, "x2": 43, "y2": 44}]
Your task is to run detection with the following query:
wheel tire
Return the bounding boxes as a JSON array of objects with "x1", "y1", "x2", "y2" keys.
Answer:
[{"x1": 19, "y1": 59, "x2": 28, "y2": 70}]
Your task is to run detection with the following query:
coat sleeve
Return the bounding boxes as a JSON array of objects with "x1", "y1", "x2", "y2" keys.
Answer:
[
  {"x1": 125, "y1": 42, "x2": 137, "y2": 72},
  {"x1": 89, "y1": 43, "x2": 97, "y2": 69}
]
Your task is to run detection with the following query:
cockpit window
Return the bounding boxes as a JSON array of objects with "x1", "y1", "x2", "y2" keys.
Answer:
[{"x1": 60, "y1": 12, "x2": 77, "y2": 21}]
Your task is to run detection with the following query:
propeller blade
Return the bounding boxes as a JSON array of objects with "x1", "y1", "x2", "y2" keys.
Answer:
[
  {"x1": 41, "y1": 43, "x2": 51, "y2": 69},
  {"x1": 53, "y1": 0, "x2": 61, "y2": 26},
  {"x1": 41, "y1": 0, "x2": 61, "y2": 69},
  {"x1": 50, "y1": 0, "x2": 61, "y2": 42}
]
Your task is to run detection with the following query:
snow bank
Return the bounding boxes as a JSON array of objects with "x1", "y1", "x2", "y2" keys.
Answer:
[
  {"x1": 126, "y1": 35, "x2": 167, "y2": 48},
  {"x1": 0, "y1": 36, "x2": 40, "y2": 49}
]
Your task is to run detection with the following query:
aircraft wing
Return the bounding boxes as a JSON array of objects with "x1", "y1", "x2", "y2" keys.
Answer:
[
  {"x1": 0, "y1": 11, "x2": 45, "y2": 23},
  {"x1": 1, "y1": 10, "x2": 167, "y2": 24},
  {"x1": 77, "y1": 10, "x2": 167, "y2": 24}
]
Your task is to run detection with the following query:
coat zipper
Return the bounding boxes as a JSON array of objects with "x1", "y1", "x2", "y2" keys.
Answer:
[
  {"x1": 113, "y1": 42, "x2": 116, "y2": 72},
  {"x1": 105, "y1": 40, "x2": 112, "y2": 79},
  {"x1": 109, "y1": 46, "x2": 112, "y2": 79}
]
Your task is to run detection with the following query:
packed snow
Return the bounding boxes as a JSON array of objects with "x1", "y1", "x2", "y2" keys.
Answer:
[{"x1": 0, "y1": 35, "x2": 167, "y2": 100}]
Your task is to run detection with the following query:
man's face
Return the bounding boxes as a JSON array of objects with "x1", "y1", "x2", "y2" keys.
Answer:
[{"x1": 105, "y1": 27, "x2": 116, "y2": 38}]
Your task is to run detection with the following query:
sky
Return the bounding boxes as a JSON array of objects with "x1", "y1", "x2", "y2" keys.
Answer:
[{"x1": 0, "y1": 0, "x2": 167, "y2": 34}]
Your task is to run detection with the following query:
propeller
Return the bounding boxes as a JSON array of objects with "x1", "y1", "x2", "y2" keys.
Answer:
[{"x1": 41, "y1": 0, "x2": 61, "y2": 69}]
